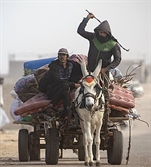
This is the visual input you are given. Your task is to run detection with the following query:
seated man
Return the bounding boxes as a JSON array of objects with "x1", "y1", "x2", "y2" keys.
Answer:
[{"x1": 38, "y1": 48, "x2": 82, "y2": 123}]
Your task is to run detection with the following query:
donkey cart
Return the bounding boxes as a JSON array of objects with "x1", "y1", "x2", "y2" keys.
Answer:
[
  {"x1": 13, "y1": 90, "x2": 132, "y2": 165},
  {"x1": 12, "y1": 56, "x2": 136, "y2": 165}
]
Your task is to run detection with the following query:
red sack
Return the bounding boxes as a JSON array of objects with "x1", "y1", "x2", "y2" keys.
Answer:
[{"x1": 109, "y1": 84, "x2": 135, "y2": 109}]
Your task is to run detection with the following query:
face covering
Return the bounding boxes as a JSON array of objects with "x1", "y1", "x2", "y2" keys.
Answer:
[{"x1": 96, "y1": 32, "x2": 110, "y2": 43}]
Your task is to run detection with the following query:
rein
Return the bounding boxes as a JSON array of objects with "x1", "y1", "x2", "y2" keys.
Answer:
[{"x1": 83, "y1": 92, "x2": 97, "y2": 104}]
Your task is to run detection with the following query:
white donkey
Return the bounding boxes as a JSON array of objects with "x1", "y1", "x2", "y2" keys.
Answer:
[{"x1": 75, "y1": 58, "x2": 105, "y2": 166}]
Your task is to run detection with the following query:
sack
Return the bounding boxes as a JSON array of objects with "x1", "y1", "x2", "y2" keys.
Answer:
[
  {"x1": 109, "y1": 84, "x2": 135, "y2": 109},
  {"x1": 10, "y1": 98, "x2": 23, "y2": 120},
  {"x1": 14, "y1": 74, "x2": 39, "y2": 102},
  {"x1": 34, "y1": 64, "x2": 49, "y2": 85},
  {"x1": 10, "y1": 90, "x2": 23, "y2": 120},
  {"x1": 69, "y1": 54, "x2": 88, "y2": 65}
]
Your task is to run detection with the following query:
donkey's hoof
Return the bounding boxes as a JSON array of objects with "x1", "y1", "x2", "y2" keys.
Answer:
[
  {"x1": 96, "y1": 161, "x2": 101, "y2": 166},
  {"x1": 89, "y1": 161, "x2": 94, "y2": 166},
  {"x1": 84, "y1": 162, "x2": 89, "y2": 166}
]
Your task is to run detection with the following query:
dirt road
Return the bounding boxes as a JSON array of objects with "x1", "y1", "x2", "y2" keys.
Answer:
[{"x1": 0, "y1": 78, "x2": 150, "y2": 167}]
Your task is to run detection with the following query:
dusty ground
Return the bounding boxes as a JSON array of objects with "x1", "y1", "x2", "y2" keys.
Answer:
[{"x1": 0, "y1": 77, "x2": 151, "y2": 166}]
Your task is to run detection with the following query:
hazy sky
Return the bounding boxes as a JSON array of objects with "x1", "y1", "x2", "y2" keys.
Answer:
[{"x1": 0, "y1": 0, "x2": 150, "y2": 75}]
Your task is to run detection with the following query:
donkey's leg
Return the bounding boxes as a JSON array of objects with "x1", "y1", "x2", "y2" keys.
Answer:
[
  {"x1": 80, "y1": 122, "x2": 89, "y2": 165},
  {"x1": 95, "y1": 121, "x2": 103, "y2": 165},
  {"x1": 85, "y1": 121, "x2": 94, "y2": 165},
  {"x1": 83, "y1": 132, "x2": 89, "y2": 166}
]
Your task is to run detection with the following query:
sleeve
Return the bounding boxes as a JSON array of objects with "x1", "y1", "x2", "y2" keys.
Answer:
[
  {"x1": 38, "y1": 70, "x2": 51, "y2": 92},
  {"x1": 106, "y1": 44, "x2": 122, "y2": 71},
  {"x1": 69, "y1": 61, "x2": 83, "y2": 83},
  {"x1": 77, "y1": 17, "x2": 94, "y2": 40}
]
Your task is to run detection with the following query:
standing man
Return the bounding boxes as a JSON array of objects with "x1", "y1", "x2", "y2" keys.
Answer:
[
  {"x1": 77, "y1": 12, "x2": 122, "y2": 131},
  {"x1": 77, "y1": 12, "x2": 121, "y2": 74}
]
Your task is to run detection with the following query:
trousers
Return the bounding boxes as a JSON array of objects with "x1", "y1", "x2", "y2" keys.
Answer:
[{"x1": 46, "y1": 83, "x2": 71, "y2": 117}]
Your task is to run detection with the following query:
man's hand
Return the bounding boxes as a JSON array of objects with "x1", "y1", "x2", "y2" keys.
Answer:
[
  {"x1": 87, "y1": 13, "x2": 94, "y2": 19},
  {"x1": 101, "y1": 68, "x2": 108, "y2": 74},
  {"x1": 75, "y1": 83, "x2": 81, "y2": 88}
]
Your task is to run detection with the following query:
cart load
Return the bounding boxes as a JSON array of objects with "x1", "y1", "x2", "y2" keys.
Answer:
[{"x1": 12, "y1": 54, "x2": 136, "y2": 124}]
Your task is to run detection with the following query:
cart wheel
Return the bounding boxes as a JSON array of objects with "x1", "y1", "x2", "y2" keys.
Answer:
[
  {"x1": 29, "y1": 132, "x2": 40, "y2": 161},
  {"x1": 107, "y1": 130, "x2": 123, "y2": 165},
  {"x1": 78, "y1": 135, "x2": 85, "y2": 161},
  {"x1": 18, "y1": 129, "x2": 29, "y2": 161},
  {"x1": 45, "y1": 128, "x2": 59, "y2": 165}
]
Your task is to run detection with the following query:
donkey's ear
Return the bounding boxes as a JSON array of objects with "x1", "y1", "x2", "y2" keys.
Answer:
[
  {"x1": 93, "y1": 59, "x2": 102, "y2": 77},
  {"x1": 79, "y1": 57, "x2": 88, "y2": 77}
]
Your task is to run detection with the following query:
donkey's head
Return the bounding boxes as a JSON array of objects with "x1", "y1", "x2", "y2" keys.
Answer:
[{"x1": 78, "y1": 58, "x2": 104, "y2": 111}]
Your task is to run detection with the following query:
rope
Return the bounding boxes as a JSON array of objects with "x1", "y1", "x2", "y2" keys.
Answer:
[
  {"x1": 126, "y1": 119, "x2": 132, "y2": 165},
  {"x1": 137, "y1": 118, "x2": 149, "y2": 127},
  {"x1": 125, "y1": 113, "x2": 149, "y2": 164},
  {"x1": 111, "y1": 36, "x2": 130, "y2": 52}
]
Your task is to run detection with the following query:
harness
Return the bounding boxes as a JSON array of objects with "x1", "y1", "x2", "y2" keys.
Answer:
[{"x1": 75, "y1": 75, "x2": 104, "y2": 114}]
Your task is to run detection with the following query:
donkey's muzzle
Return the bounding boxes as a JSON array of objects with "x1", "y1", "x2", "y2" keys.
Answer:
[{"x1": 86, "y1": 104, "x2": 93, "y2": 111}]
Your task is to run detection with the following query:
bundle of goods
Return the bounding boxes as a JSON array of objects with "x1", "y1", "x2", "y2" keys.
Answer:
[
  {"x1": 14, "y1": 74, "x2": 39, "y2": 103},
  {"x1": 69, "y1": 54, "x2": 88, "y2": 64},
  {"x1": 24, "y1": 57, "x2": 56, "y2": 75},
  {"x1": 14, "y1": 58, "x2": 56, "y2": 103},
  {"x1": 13, "y1": 54, "x2": 135, "y2": 118},
  {"x1": 109, "y1": 84, "x2": 135, "y2": 115},
  {"x1": 14, "y1": 91, "x2": 75, "y2": 117}
]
